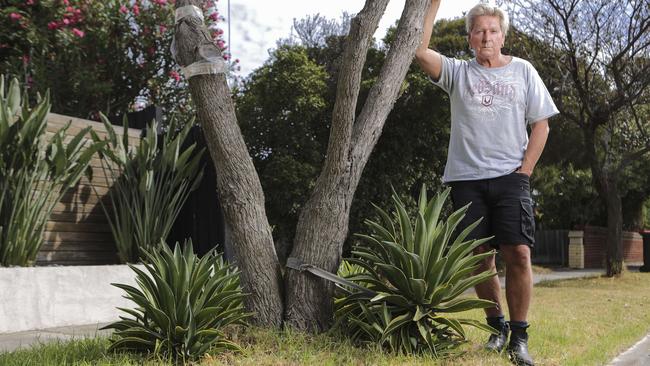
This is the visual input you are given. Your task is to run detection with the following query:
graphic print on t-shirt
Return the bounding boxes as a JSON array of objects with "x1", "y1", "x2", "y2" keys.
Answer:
[{"x1": 463, "y1": 70, "x2": 521, "y2": 118}]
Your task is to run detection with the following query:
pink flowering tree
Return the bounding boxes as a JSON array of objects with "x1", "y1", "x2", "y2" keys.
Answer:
[{"x1": 0, "y1": 0, "x2": 239, "y2": 120}]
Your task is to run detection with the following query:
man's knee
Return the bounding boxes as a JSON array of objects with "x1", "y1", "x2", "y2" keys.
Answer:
[
  {"x1": 502, "y1": 245, "x2": 531, "y2": 267},
  {"x1": 474, "y1": 244, "x2": 496, "y2": 270}
]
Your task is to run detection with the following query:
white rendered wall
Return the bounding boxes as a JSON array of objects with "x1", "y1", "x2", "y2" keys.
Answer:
[{"x1": 0, "y1": 265, "x2": 141, "y2": 333}]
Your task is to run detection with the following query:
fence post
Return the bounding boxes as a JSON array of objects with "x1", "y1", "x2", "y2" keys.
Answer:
[{"x1": 568, "y1": 230, "x2": 585, "y2": 269}]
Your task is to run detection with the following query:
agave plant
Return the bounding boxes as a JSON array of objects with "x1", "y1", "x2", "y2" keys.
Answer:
[
  {"x1": 103, "y1": 241, "x2": 250, "y2": 360},
  {"x1": 334, "y1": 186, "x2": 498, "y2": 355},
  {"x1": 91, "y1": 114, "x2": 204, "y2": 263},
  {"x1": 0, "y1": 76, "x2": 103, "y2": 266}
]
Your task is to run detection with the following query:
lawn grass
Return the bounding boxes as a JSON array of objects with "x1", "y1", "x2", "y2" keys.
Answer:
[{"x1": 1, "y1": 273, "x2": 649, "y2": 365}]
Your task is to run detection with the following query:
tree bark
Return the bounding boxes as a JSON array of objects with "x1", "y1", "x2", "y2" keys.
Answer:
[
  {"x1": 173, "y1": 0, "x2": 283, "y2": 327},
  {"x1": 284, "y1": 0, "x2": 429, "y2": 331},
  {"x1": 602, "y1": 175, "x2": 624, "y2": 276},
  {"x1": 584, "y1": 126, "x2": 624, "y2": 277}
]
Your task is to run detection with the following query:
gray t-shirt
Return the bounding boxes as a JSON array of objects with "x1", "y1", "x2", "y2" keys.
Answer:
[{"x1": 431, "y1": 55, "x2": 559, "y2": 182}]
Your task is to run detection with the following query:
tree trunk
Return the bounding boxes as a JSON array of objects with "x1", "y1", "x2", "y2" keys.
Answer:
[
  {"x1": 173, "y1": 0, "x2": 283, "y2": 327},
  {"x1": 284, "y1": 0, "x2": 429, "y2": 331},
  {"x1": 602, "y1": 175, "x2": 624, "y2": 276},
  {"x1": 582, "y1": 126, "x2": 624, "y2": 276}
]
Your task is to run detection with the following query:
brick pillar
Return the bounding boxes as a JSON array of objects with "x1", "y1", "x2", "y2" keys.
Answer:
[{"x1": 568, "y1": 230, "x2": 585, "y2": 269}]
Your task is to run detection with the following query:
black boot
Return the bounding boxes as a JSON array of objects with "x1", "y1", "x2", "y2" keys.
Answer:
[
  {"x1": 485, "y1": 316, "x2": 509, "y2": 352},
  {"x1": 507, "y1": 322, "x2": 535, "y2": 366}
]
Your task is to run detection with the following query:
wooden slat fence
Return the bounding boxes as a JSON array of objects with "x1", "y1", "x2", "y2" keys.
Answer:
[
  {"x1": 36, "y1": 113, "x2": 141, "y2": 265},
  {"x1": 532, "y1": 229, "x2": 569, "y2": 266}
]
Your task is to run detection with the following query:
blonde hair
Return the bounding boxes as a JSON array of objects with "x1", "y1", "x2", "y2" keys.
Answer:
[{"x1": 465, "y1": 3, "x2": 510, "y2": 36}]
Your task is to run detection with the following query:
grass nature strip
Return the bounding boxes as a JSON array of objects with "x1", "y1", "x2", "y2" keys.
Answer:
[{"x1": 1, "y1": 273, "x2": 649, "y2": 365}]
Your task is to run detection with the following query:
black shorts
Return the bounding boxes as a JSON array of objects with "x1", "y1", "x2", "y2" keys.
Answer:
[{"x1": 449, "y1": 172, "x2": 535, "y2": 248}]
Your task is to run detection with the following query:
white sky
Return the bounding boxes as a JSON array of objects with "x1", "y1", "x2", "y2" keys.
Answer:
[{"x1": 222, "y1": 0, "x2": 478, "y2": 76}]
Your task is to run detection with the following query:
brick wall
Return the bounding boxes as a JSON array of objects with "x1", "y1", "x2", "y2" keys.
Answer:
[{"x1": 579, "y1": 226, "x2": 643, "y2": 268}]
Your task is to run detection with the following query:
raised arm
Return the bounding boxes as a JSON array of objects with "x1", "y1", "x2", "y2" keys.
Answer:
[{"x1": 415, "y1": 0, "x2": 443, "y2": 81}]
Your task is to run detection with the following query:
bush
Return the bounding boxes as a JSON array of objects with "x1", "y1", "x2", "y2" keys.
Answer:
[
  {"x1": 0, "y1": 0, "x2": 237, "y2": 120},
  {"x1": 334, "y1": 186, "x2": 497, "y2": 356},
  {"x1": 103, "y1": 242, "x2": 250, "y2": 361},
  {"x1": 92, "y1": 115, "x2": 204, "y2": 263},
  {"x1": 0, "y1": 76, "x2": 102, "y2": 266}
]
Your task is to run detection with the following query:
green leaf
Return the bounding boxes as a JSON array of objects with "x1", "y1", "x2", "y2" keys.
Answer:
[
  {"x1": 435, "y1": 298, "x2": 496, "y2": 313},
  {"x1": 381, "y1": 313, "x2": 412, "y2": 342},
  {"x1": 376, "y1": 263, "x2": 413, "y2": 297},
  {"x1": 458, "y1": 318, "x2": 500, "y2": 335},
  {"x1": 432, "y1": 316, "x2": 466, "y2": 339},
  {"x1": 393, "y1": 193, "x2": 414, "y2": 252},
  {"x1": 7, "y1": 78, "x2": 21, "y2": 116},
  {"x1": 371, "y1": 293, "x2": 412, "y2": 308}
]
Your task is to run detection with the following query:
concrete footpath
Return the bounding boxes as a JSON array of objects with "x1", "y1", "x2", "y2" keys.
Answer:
[
  {"x1": 0, "y1": 268, "x2": 648, "y2": 365},
  {"x1": 0, "y1": 323, "x2": 112, "y2": 352}
]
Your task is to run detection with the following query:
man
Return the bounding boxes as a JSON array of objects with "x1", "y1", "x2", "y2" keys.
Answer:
[{"x1": 415, "y1": 1, "x2": 559, "y2": 365}]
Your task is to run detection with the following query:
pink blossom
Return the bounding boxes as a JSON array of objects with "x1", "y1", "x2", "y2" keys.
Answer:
[
  {"x1": 216, "y1": 39, "x2": 225, "y2": 49},
  {"x1": 47, "y1": 21, "x2": 59, "y2": 30},
  {"x1": 133, "y1": 5, "x2": 140, "y2": 16},
  {"x1": 158, "y1": 25, "x2": 167, "y2": 33},
  {"x1": 9, "y1": 13, "x2": 22, "y2": 21},
  {"x1": 26, "y1": 0, "x2": 35, "y2": 5},
  {"x1": 63, "y1": 0, "x2": 69, "y2": 5},
  {"x1": 65, "y1": 6, "x2": 73, "y2": 13},
  {"x1": 209, "y1": 12, "x2": 219, "y2": 21},
  {"x1": 234, "y1": 58, "x2": 240, "y2": 63},
  {"x1": 169, "y1": 70, "x2": 181, "y2": 82},
  {"x1": 119, "y1": 5, "x2": 128, "y2": 14},
  {"x1": 72, "y1": 28, "x2": 85, "y2": 37},
  {"x1": 153, "y1": 0, "x2": 167, "y2": 5},
  {"x1": 222, "y1": 53, "x2": 230, "y2": 61}
]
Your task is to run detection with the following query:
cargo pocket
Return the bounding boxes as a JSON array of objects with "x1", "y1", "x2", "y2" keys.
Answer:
[{"x1": 520, "y1": 199, "x2": 535, "y2": 244}]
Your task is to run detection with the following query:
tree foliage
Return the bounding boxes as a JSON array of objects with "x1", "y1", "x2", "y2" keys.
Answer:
[
  {"x1": 236, "y1": 18, "x2": 468, "y2": 261},
  {"x1": 0, "y1": 0, "x2": 235, "y2": 120}
]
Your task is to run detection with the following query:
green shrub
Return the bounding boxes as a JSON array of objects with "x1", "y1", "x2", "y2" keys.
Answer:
[
  {"x1": 1, "y1": 0, "x2": 236, "y2": 120},
  {"x1": 334, "y1": 186, "x2": 497, "y2": 356},
  {"x1": 92, "y1": 116, "x2": 204, "y2": 263},
  {"x1": 103, "y1": 242, "x2": 250, "y2": 361},
  {"x1": 0, "y1": 76, "x2": 102, "y2": 266}
]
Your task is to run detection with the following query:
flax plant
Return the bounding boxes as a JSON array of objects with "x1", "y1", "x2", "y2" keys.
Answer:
[
  {"x1": 0, "y1": 76, "x2": 102, "y2": 266},
  {"x1": 92, "y1": 115, "x2": 204, "y2": 263}
]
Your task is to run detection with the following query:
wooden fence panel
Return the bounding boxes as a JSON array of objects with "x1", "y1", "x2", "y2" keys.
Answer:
[
  {"x1": 532, "y1": 230, "x2": 569, "y2": 266},
  {"x1": 36, "y1": 113, "x2": 141, "y2": 266}
]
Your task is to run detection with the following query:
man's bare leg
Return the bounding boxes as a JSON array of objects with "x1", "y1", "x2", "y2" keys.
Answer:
[
  {"x1": 473, "y1": 244, "x2": 508, "y2": 352},
  {"x1": 501, "y1": 244, "x2": 535, "y2": 365},
  {"x1": 501, "y1": 244, "x2": 533, "y2": 321}
]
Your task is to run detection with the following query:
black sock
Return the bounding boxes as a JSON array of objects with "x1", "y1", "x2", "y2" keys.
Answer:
[
  {"x1": 487, "y1": 315, "x2": 506, "y2": 329},
  {"x1": 508, "y1": 320, "x2": 529, "y2": 330}
]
